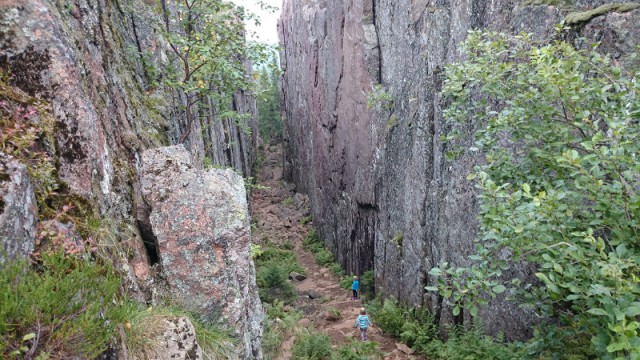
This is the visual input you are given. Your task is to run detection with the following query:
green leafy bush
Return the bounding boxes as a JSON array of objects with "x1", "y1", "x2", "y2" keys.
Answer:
[
  {"x1": 315, "y1": 249, "x2": 334, "y2": 267},
  {"x1": 432, "y1": 30, "x2": 640, "y2": 358},
  {"x1": 257, "y1": 264, "x2": 297, "y2": 304},
  {"x1": 359, "y1": 270, "x2": 375, "y2": 299},
  {"x1": 423, "y1": 324, "x2": 523, "y2": 360},
  {"x1": 366, "y1": 298, "x2": 405, "y2": 337},
  {"x1": 329, "y1": 262, "x2": 344, "y2": 277},
  {"x1": 255, "y1": 245, "x2": 304, "y2": 275},
  {"x1": 291, "y1": 331, "x2": 332, "y2": 360},
  {"x1": 262, "y1": 300, "x2": 302, "y2": 359},
  {"x1": 302, "y1": 228, "x2": 322, "y2": 253},
  {"x1": 254, "y1": 242, "x2": 303, "y2": 305},
  {"x1": 339, "y1": 275, "x2": 353, "y2": 290},
  {"x1": 399, "y1": 308, "x2": 437, "y2": 352},
  {"x1": 331, "y1": 340, "x2": 383, "y2": 360},
  {"x1": 0, "y1": 252, "x2": 123, "y2": 358}
]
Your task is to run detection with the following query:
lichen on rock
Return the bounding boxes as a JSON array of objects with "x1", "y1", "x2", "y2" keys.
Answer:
[{"x1": 140, "y1": 145, "x2": 264, "y2": 359}]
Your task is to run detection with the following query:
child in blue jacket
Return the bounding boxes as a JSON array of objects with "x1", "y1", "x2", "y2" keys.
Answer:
[
  {"x1": 351, "y1": 276, "x2": 360, "y2": 300},
  {"x1": 355, "y1": 307, "x2": 373, "y2": 341}
]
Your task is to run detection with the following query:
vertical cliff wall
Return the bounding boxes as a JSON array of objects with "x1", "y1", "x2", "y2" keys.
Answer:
[
  {"x1": 279, "y1": 0, "x2": 640, "y2": 339},
  {"x1": 1, "y1": 0, "x2": 263, "y2": 354}
]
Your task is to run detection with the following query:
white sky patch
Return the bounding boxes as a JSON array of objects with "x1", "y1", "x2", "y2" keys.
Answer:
[{"x1": 232, "y1": 0, "x2": 282, "y2": 45}]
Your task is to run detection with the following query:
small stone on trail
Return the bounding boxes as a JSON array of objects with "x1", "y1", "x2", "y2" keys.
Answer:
[
  {"x1": 319, "y1": 268, "x2": 329, "y2": 274},
  {"x1": 298, "y1": 318, "x2": 310, "y2": 327},
  {"x1": 283, "y1": 305, "x2": 292, "y2": 312},
  {"x1": 323, "y1": 273, "x2": 329, "y2": 278},
  {"x1": 308, "y1": 291, "x2": 321, "y2": 299},
  {"x1": 395, "y1": 343, "x2": 414, "y2": 355},
  {"x1": 289, "y1": 272, "x2": 307, "y2": 281}
]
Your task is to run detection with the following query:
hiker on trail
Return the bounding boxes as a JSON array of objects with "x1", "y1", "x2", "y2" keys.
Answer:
[
  {"x1": 355, "y1": 307, "x2": 373, "y2": 341},
  {"x1": 351, "y1": 276, "x2": 360, "y2": 300}
]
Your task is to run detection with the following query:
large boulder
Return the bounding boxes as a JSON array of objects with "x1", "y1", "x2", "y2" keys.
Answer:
[
  {"x1": 140, "y1": 145, "x2": 263, "y2": 359},
  {"x1": 0, "y1": 154, "x2": 37, "y2": 263}
]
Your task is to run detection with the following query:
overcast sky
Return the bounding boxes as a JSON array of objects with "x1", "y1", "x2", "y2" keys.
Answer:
[{"x1": 233, "y1": 0, "x2": 282, "y2": 45}]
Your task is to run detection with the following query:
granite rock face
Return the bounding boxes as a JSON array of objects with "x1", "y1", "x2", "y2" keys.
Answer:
[
  {"x1": 0, "y1": 154, "x2": 37, "y2": 263},
  {"x1": 279, "y1": 0, "x2": 640, "y2": 339},
  {"x1": 140, "y1": 145, "x2": 263, "y2": 359}
]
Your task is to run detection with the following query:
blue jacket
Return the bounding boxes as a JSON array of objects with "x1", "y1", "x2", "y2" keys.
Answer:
[
  {"x1": 352, "y1": 279, "x2": 360, "y2": 291},
  {"x1": 355, "y1": 315, "x2": 372, "y2": 329}
]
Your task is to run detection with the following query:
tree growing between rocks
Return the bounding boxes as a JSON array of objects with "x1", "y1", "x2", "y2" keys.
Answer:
[
  {"x1": 159, "y1": 0, "x2": 274, "y2": 143},
  {"x1": 428, "y1": 30, "x2": 640, "y2": 359},
  {"x1": 255, "y1": 54, "x2": 282, "y2": 142}
]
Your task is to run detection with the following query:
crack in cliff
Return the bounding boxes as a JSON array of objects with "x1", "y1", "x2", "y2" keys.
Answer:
[{"x1": 372, "y1": 0, "x2": 382, "y2": 84}]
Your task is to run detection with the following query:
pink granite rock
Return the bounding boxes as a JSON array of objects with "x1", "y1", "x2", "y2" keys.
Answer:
[{"x1": 140, "y1": 145, "x2": 263, "y2": 359}]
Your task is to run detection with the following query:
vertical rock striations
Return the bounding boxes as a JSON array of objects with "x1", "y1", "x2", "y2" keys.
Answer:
[
  {"x1": 0, "y1": 154, "x2": 37, "y2": 263},
  {"x1": 279, "y1": 0, "x2": 640, "y2": 339},
  {"x1": 140, "y1": 145, "x2": 263, "y2": 359}
]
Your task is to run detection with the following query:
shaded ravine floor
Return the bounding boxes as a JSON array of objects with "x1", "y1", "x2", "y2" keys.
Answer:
[{"x1": 251, "y1": 145, "x2": 422, "y2": 360}]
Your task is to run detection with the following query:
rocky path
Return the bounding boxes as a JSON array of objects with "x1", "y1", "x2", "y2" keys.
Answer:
[{"x1": 251, "y1": 145, "x2": 421, "y2": 360}]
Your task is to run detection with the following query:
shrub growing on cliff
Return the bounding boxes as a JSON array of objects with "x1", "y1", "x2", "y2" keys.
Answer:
[{"x1": 431, "y1": 30, "x2": 640, "y2": 358}]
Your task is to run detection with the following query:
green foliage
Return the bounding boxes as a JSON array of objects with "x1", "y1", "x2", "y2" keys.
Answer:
[
  {"x1": 423, "y1": 324, "x2": 523, "y2": 360},
  {"x1": 256, "y1": 245, "x2": 304, "y2": 275},
  {"x1": 367, "y1": 84, "x2": 393, "y2": 110},
  {"x1": 302, "y1": 227, "x2": 338, "y2": 268},
  {"x1": 366, "y1": 298, "x2": 406, "y2": 337},
  {"x1": 262, "y1": 300, "x2": 302, "y2": 359},
  {"x1": 256, "y1": 54, "x2": 283, "y2": 141},
  {"x1": 160, "y1": 0, "x2": 276, "y2": 142},
  {"x1": 281, "y1": 196, "x2": 294, "y2": 206},
  {"x1": 360, "y1": 270, "x2": 375, "y2": 298},
  {"x1": 331, "y1": 340, "x2": 384, "y2": 360},
  {"x1": 300, "y1": 215, "x2": 313, "y2": 224},
  {"x1": 302, "y1": 228, "x2": 322, "y2": 253},
  {"x1": 254, "y1": 242, "x2": 303, "y2": 305},
  {"x1": 400, "y1": 308, "x2": 438, "y2": 353},
  {"x1": 435, "y1": 30, "x2": 640, "y2": 358},
  {"x1": 315, "y1": 249, "x2": 334, "y2": 267},
  {"x1": 256, "y1": 264, "x2": 297, "y2": 304},
  {"x1": 366, "y1": 298, "x2": 519, "y2": 358},
  {"x1": 251, "y1": 244, "x2": 264, "y2": 259},
  {"x1": 0, "y1": 252, "x2": 123, "y2": 358},
  {"x1": 291, "y1": 331, "x2": 332, "y2": 360},
  {"x1": 339, "y1": 275, "x2": 353, "y2": 290},
  {"x1": 390, "y1": 232, "x2": 403, "y2": 256},
  {"x1": 329, "y1": 262, "x2": 344, "y2": 277}
]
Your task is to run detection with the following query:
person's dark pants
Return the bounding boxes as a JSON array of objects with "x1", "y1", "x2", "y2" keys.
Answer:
[
  {"x1": 352, "y1": 290, "x2": 358, "y2": 299},
  {"x1": 360, "y1": 327, "x2": 368, "y2": 341}
]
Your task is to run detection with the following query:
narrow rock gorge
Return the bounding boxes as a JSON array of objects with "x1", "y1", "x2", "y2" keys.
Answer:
[{"x1": 279, "y1": 0, "x2": 640, "y2": 339}]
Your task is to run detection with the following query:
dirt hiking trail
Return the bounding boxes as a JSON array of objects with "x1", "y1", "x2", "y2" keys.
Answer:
[{"x1": 251, "y1": 145, "x2": 422, "y2": 360}]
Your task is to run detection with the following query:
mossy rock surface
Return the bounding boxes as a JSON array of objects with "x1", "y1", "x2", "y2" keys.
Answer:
[{"x1": 565, "y1": 3, "x2": 640, "y2": 24}]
